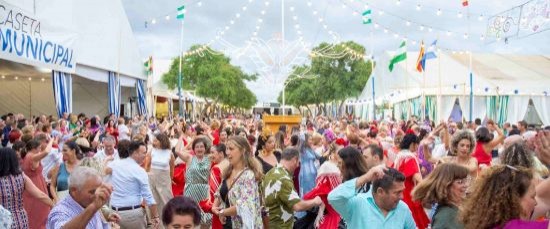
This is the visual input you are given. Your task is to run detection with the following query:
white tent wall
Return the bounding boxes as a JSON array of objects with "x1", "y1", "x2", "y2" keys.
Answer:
[
  {"x1": 532, "y1": 97, "x2": 550, "y2": 126},
  {"x1": 0, "y1": 76, "x2": 134, "y2": 117},
  {"x1": 359, "y1": 51, "x2": 550, "y2": 124},
  {"x1": 506, "y1": 96, "x2": 532, "y2": 125}
]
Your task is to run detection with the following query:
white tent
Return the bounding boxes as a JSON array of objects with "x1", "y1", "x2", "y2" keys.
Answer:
[
  {"x1": 358, "y1": 51, "x2": 550, "y2": 125},
  {"x1": 0, "y1": 0, "x2": 144, "y2": 116}
]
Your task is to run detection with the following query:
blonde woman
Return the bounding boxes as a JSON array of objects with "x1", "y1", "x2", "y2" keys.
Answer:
[{"x1": 212, "y1": 136, "x2": 264, "y2": 229}]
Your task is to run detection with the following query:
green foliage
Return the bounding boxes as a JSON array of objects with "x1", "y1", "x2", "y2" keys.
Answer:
[
  {"x1": 162, "y1": 45, "x2": 257, "y2": 109},
  {"x1": 278, "y1": 41, "x2": 373, "y2": 107}
]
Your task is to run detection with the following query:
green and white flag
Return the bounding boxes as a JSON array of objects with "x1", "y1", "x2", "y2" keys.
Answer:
[
  {"x1": 362, "y1": 10, "x2": 372, "y2": 24},
  {"x1": 388, "y1": 41, "x2": 407, "y2": 72},
  {"x1": 177, "y1": 5, "x2": 185, "y2": 20}
]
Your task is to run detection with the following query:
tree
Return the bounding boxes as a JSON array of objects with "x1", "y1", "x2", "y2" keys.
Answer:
[
  {"x1": 162, "y1": 45, "x2": 257, "y2": 116},
  {"x1": 279, "y1": 41, "x2": 373, "y2": 116}
]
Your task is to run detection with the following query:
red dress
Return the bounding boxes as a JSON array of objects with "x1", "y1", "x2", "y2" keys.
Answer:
[
  {"x1": 472, "y1": 141, "x2": 491, "y2": 166},
  {"x1": 22, "y1": 155, "x2": 50, "y2": 229},
  {"x1": 303, "y1": 162, "x2": 342, "y2": 229},
  {"x1": 395, "y1": 152, "x2": 430, "y2": 229},
  {"x1": 172, "y1": 163, "x2": 186, "y2": 196},
  {"x1": 199, "y1": 163, "x2": 223, "y2": 229}
]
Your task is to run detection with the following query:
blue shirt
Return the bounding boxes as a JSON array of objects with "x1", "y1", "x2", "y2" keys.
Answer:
[
  {"x1": 108, "y1": 158, "x2": 156, "y2": 207},
  {"x1": 328, "y1": 178, "x2": 416, "y2": 229},
  {"x1": 47, "y1": 194, "x2": 108, "y2": 229}
]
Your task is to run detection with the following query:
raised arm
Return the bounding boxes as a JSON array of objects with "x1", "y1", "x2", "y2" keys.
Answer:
[
  {"x1": 31, "y1": 137, "x2": 54, "y2": 170},
  {"x1": 175, "y1": 146, "x2": 193, "y2": 164},
  {"x1": 485, "y1": 124, "x2": 505, "y2": 150}
]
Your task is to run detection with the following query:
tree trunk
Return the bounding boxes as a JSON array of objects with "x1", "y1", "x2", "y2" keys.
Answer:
[
  {"x1": 297, "y1": 106, "x2": 303, "y2": 115},
  {"x1": 338, "y1": 100, "x2": 346, "y2": 118},
  {"x1": 306, "y1": 106, "x2": 313, "y2": 117}
]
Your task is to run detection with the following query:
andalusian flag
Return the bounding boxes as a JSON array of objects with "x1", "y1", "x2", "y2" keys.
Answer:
[
  {"x1": 389, "y1": 41, "x2": 407, "y2": 72},
  {"x1": 362, "y1": 10, "x2": 372, "y2": 24},
  {"x1": 144, "y1": 56, "x2": 152, "y2": 74},
  {"x1": 177, "y1": 5, "x2": 185, "y2": 20}
]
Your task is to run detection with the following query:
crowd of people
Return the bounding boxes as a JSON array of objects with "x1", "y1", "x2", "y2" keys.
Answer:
[{"x1": 0, "y1": 111, "x2": 550, "y2": 229}]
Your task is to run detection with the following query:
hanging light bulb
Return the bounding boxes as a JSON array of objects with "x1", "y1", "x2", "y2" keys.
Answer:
[
  {"x1": 480, "y1": 35, "x2": 485, "y2": 40},
  {"x1": 265, "y1": 1, "x2": 270, "y2": 6},
  {"x1": 242, "y1": 6, "x2": 247, "y2": 11},
  {"x1": 290, "y1": 6, "x2": 295, "y2": 11},
  {"x1": 428, "y1": 27, "x2": 433, "y2": 32},
  {"x1": 406, "y1": 21, "x2": 411, "y2": 26},
  {"x1": 384, "y1": 28, "x2": 388, "y2": 33},
  {"x1": 197, "y1": 1, "x2": 202, "y2": 7},
  {"x1": 393, "y1": 33, "x2": 398, "y2": 38},
  {"x1": 41, "y1": 78, "x2": 45, "y2": 82},
  {"x1": 437, "y1": 9, "x2": 442, "y2": 16},
  {"x1": 342, "y1": 4, "x2": 346, "y2": 8},
  {"x1": 307, "y1": 2, "x2": 312, "y2": 6},
  {"x1": 446, "y1": 31, "x2": 452, "y2": 36},
  {"x1": 412, "y1": 40, "x2": 417, "y2": 45},
  {"x1": 463, "y1": 33, "x2": 469, "y2": 39},
  {"x1": 419, "y1": 25, "x2": 424, "y2": 31},
  {"x1": 364, "y1": 4, "x2": 369, "y2": 9},
  {"x1": 318, "y1": 18, "x2": 324, "y2": 22},
  {"x1": 151, "y1": 19, "x2": 156, "y2": 24},
  {"x1": 457, "y1": 12, "x2": 463, "y2": 18},
  {"x1": 14, "y1": 76, "x2": 18, "y2": 80},
  {"x1": 1, "y1": 75, "x2": 4, "y2": 79},
  {"x1": 28, "y1": 77, "x2": 31, "y2": 81},
  {"x1": 313, "y1": 11, "x2": 318, "y2": 15},
  {"x1": 374, "y1": 23, "x2": 379, "y2": 28},
  {"x1": 378, "y1": 10, "x2": 384, "y2": 15},
  {"x1": 230, "y1": 20, "x2": 235, "y2": 24},
  {"x1": 395, "y1": 0, "x2": 400, "y2": 5},
  {"x1": 478, "y1": 14, "x2": 484, "y2": 21},
  {"x1": 416, "y1": 4, "x2": 421, "y2": 11},
  {"x1": 236, "y1": 13, "x2": 241, "y2": 18},
  {"x1": 293, "y1": 16, "x2": 298, "y2": 20},
  {"x1": 165, "y1": 15, "x2": 170, "y2": 20}
]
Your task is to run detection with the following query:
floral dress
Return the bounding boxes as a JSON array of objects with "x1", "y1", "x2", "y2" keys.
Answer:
[{"x1": 226, "y1": 170, "x2": 263, "y2": 229}]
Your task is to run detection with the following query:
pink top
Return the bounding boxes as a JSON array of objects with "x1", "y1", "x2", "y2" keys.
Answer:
[{"x1": 502, "y1": 219, "x2": 549, "y2": 229}]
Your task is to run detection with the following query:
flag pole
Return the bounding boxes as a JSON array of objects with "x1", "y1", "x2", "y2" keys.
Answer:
[
  {"x1": 405, "y1": 44, "x2": 410, "y2": 120},
  {"x1": 177, "y1": 17, "x2": 185, "y2": 119},
  {"x1": 468, "y1": 4, "x2": 473, "y2": 122},
  {"x1": 371, "y1": 24, "x2": 375, "y2": 121}
]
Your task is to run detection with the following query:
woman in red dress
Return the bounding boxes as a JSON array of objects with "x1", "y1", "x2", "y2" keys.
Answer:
[
  {"x1": 394, "y1": 133, "x2": 430, "y2": 229},
  {"x1": 199, "y1": 144, "x2": 229, "y2": 229},
  {"x1": 303, "y1": 144, "x2": 342, "y2": 229}
]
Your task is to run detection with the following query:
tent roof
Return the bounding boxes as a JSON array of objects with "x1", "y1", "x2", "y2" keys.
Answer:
[
  {"x1": 8, "y1": 0, "x2": 144, "y2": 80},
  {"x1": 359, "y1": 52, "x2": 550, "y2": 104}
]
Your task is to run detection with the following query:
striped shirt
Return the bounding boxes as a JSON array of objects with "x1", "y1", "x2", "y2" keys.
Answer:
[{"x1": 47, "y1": 195, "x2": 108, "y2": 229}]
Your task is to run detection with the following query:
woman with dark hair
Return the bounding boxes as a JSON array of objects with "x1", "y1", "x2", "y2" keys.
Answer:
[
  {"x1": 49, "y1": 141, "x2": 83, "y2": 203},
  {"x1": 175, "y1": 137, "x2": 213, "y2": 228},
  {"x1": 22, "y1": 138, "x2": 54, "y2": 229},
  {"x1": 0, "y1": 148, "x2": 54, "y2": 229},
  {"x1": 105, "y1": 119, "x2": 119, "y2": 144},
  {"x1": 162, "y1": 196, "x2": 202, "y2": 228},
  {"x1": 337, "y1": 146, "x2": 370, "y2": 191},
  {"x1": 256, "y1": 134, "x2": 281, "y2": 174},
  {"x1": 394, "y1": 133, "x2": 430, "y2": 229},
  {"x1": 11, "y1": 140, "x2": 26, "y2": 164},
  {"x1": 472, "y1": 125, "x2": 504, "y2": 167},
  {"x1": 88, "y1": 117, "x2": 101, "y2": 137},
  {"x1": 147, "y1": 133, "x2": 176, "y2": 223},
  {"x1": 200, "y1": 144, "x2": 230, "y2": 229},
  {"x1": 413, "y1": 163, "x2": 469, "y2": 229}
]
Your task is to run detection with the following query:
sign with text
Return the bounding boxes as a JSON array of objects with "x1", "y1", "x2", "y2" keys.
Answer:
[{"x1": 0, "y1": 0, "x2": 77, "y2": 73}]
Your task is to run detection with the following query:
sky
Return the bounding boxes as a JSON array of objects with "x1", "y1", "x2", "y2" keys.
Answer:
[{"x1": 121, "y1": 0, "x2": 550, "y2": 103}]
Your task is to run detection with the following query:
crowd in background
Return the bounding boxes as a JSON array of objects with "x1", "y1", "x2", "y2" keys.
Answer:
[{"x1": 1, "y1": 111, "x2": 550, "y2": 229}]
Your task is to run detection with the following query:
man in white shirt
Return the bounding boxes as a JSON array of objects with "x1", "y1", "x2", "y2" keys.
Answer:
[
  {"x1": 94, "y1": 136, "x2": 119, "y2": 165},
  {"x1": 108, "y1": 141, "x2": 159, "y2": 229},
  {"x1": 117, "y1": 118, "x2": 130, "y2": 141}
]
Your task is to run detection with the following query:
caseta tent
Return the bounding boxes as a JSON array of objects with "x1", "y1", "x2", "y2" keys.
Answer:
[
  {"x1": 0, "y1": 0, "x2": 145, "y2": 117},
  {"x1": 358, "y1": 51, "x2": 550, "y2": 126}
]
